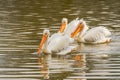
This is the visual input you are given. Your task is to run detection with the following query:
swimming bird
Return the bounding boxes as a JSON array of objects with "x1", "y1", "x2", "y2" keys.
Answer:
[
  {"x1": 37, "y1": 30, "x2": 73, "y2": 55},
  {"x1": 77, "y1": 20, "x2": 111, "y2": 44},
  {"x1": 37, "y1": 21, "x2": 83, "y2": 55},
  {"x1": 48, "y1": 18, "x2": 74, "y2": 44}
]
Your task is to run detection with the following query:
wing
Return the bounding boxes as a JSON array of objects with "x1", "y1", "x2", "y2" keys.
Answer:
[
  {"x1": 98, "y1": 26, "x2": 111, "y2": 37},
  {"x1": 82, "y1": 27, "x2": 110, "y2": 43},
  {"x1": 64, "y1": 18, "x2": 79, "y2": 36},
  {"x1": 47, "y1": 35, "x2": 69, "y2": 53},
  {"x1": 56, "y1": 45, "x2": 77, "y2": 55}
]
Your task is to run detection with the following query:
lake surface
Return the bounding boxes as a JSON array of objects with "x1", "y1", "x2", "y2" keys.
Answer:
[{"x1": 0, "y1": 0, "x2": 120, "y2": 80}]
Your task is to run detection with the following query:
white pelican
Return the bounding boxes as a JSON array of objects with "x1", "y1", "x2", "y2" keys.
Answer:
[
  {"x1": 37, "y1": 22, "x2": 83, "y2": 55},
  {"x1": 47, "y1": 18, "x2": 74, "y2": 44},
  {"x1": 77, "y1": 20, "x2": 111, "y2": 44}
]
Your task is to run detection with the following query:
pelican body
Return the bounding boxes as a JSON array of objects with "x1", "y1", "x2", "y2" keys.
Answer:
[
  {"x1": 77, "y1": 20, "x2": 111, "y2": 44},
  {"x1": 42, "y1": 30, "x2": 72, "y2": 54},
  {"x1": 37, "y1": 29, "x2": 78, "y2": 55}
]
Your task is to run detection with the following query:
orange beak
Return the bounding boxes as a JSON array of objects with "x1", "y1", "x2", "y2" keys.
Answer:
[
  {"x1": 71, "y1": 22, "x2": 84, "y2": 38},
  {"x1": 37, "y1": 33, "x2": 48, "y2": 55},
  {"x1": 59, "y1": 22, "x2": 66, "y2": 33}
]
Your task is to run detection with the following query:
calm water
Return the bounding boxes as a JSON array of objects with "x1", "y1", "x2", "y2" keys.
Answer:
[{"x1": 0, "y1": 0, "x2": 120, "y2": 80}]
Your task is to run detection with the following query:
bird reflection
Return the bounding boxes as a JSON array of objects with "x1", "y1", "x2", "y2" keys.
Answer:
[
  {"x1": 38, "y1": 55, "x2": 51, "y2": 79},
  {"x1": 37, "y1": 53, "x2": 87, "y2": 80},
  {"x1": 72, "y1": 54, "x2": 86, "y2": 80}
]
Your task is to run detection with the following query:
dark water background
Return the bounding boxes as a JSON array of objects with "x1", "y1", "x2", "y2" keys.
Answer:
[{"x1": 0, "y1": 0, "x2": 120, "y2": 80}]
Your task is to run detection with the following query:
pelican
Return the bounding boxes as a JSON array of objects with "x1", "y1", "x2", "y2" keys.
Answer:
[
  {"x1": 77, "y1": 20, "x2": 111, "y2": 44},
  {"x1": 47, "y1": 18, "x2": 74, "y2": 44},
  {"x1": 37, "y1": 22, "x2": 83, "y2": 55}
]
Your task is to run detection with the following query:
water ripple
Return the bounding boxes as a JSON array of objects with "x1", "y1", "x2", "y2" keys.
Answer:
[{"x1": 0, "y1": 0, "x2": 120, "y2": 80}]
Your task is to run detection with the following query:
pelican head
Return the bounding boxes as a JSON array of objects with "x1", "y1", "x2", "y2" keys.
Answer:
[
  {"x1": 78, "y1": 19, "x2": 89, "y2": 38},
  {"x1": 62, "y1": 18, "x2": 68, "y2": 23},
  {"x1": 71, "y1": 20, "x2": 85, "y2": 38},
  {"x1": 59, "y1": 18, "x2": 68, "y2": 33},
  {"x1": 37, "y1": 29, "x2": 50, "y2": 55},
  {"x1": 43, "y1": 29, "x2": 50, "y2": 36}
]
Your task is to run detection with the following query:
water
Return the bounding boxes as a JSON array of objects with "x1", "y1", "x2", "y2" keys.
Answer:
[{"x1": 0, "y1": 0, "x2": 120, "y2": 80}]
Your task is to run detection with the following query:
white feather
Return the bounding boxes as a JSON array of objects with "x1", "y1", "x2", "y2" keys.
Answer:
[
  {"x1": 78, "y1": 26, "x2": 111, "y2": 44},
  {"x1": 64, "y1": 18, "x2": 80, "y2": 36},
  {"x1": 42, "y1": 30, "x2": 76, "y2": 55}
]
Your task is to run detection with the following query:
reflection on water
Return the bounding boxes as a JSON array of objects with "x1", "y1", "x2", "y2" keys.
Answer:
[
  {"x1": 0, "y1": 0, "x2": 120, "y2": 80},
  {"x1": 38, "y1": 56, "x2": 50, "y2": 79},
  {"x1": 37, "y1": 54, "x2": 86, "y2": 80}
]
